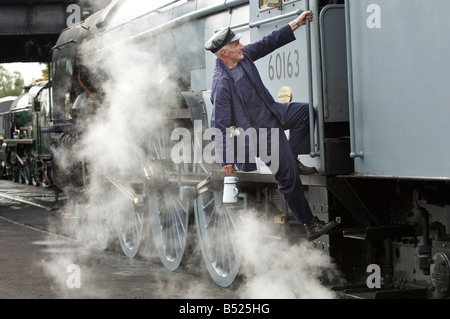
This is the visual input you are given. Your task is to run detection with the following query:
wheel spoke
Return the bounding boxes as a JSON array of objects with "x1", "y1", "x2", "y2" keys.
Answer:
[{"x1": 172, "y1": 201, "x2": 183, "y2": 248}]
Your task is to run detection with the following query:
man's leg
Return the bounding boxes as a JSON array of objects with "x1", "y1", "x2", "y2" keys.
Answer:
[
  {"x1": 281, "y1": 102, "x2": 311, "y2": 155},
  {"x1": 262, "y1": 125, "x2": 338, "y2": 240},
  {"x1": 281, "y1": 102, "x2": 317, "y2": 174},
  {"x1": 264, "y1": 128, "x2": 314, "y2": 224}
]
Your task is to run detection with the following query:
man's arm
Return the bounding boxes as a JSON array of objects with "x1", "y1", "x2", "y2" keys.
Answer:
[
  {"x1": 244, "y1": 10, "x2": 314, "y2": 62},
  {"x1": 210, "y1": 80, "x2": 237, "y2": 173}
]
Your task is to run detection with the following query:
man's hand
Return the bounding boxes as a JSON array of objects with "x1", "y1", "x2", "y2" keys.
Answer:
[
  {"x1": 222, "y1": 164, "x2": 236, "y2": 175},
  {"x1": 290, "y1": 10, "x2": 313, "y2": 31},
  {"x1": 297, "y1": 10, "x2": 313, "y2": 26}
]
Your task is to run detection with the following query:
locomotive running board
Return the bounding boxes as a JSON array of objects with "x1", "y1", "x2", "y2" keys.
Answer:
[
  {"x1": 163, "y1": 170, "x2": 323, "y2": 197},
  {"x1": 342, "y1": 225, "x2": 416, "y2": 240},
  {"x1": 333, "y1": 284, "x2": 427, "y2": 299},
  {"x1": 3, "y1": 139, "x2": 34, "y2": 145}
]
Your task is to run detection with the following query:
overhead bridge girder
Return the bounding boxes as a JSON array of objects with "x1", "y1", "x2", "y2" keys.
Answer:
[
  {"x1": 0, "y1": 0, "x2": 109, "y2": 62},
  {"x1": 0, "y1": 1, "x2": 75, "y2": 35}
]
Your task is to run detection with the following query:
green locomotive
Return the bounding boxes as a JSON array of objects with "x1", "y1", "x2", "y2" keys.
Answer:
[{"x1": 1, "y1": 81, "x2": 52, "y2": 186}]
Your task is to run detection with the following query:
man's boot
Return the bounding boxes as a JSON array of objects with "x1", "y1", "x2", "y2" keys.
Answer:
[
  {"x1": 304, "y1": 216, "x2": 338, "y2": 241},
  {"x1": 296, "y1": 159, "x2": 318, "y2": 175}
]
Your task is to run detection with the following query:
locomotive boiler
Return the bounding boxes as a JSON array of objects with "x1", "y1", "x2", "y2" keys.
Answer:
[{"x1": 44, "y1": 0, "x2": 449, "y2": 298}]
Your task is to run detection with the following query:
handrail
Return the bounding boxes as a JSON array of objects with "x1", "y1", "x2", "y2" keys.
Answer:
[
  {"x1": 345, "y1": 0, "x2": 363, "y2": 159},
  {"x1": 217, "y1": 21, "x2": 248, "y2": 32},
  {"x1": 106, "y1": 0, "x2": 182, "y2": 32},
  {"x1": 305, "y1": 0, "x2": 319, "y2": 158},
  {"x1": 248, "y1": 8, "x2": 304, "y2": 28},
  {"x1": 226, "y1": 8, "x2": 304, "y2": 32},
  {"x1": 96, "y1": 0, "x2": 121, "y2": 29},
  {"x1": 51, "y1": 39, "x2": 77, "y2": 51}
]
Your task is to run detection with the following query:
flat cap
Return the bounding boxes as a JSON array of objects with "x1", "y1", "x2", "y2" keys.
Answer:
[{"x1": 205, "y1": 27, "x2": 242, "y2": 53}]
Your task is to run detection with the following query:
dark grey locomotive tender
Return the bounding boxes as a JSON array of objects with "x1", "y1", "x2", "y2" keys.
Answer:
[{"x1": 47, "y1": 0, "x2": 449, "y2": 297}]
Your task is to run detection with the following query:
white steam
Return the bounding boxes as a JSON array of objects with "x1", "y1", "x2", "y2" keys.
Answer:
[
  {"x1": 77, "y1": 45, "x2": 176, "y2": 175},
  {"x1": 237, "y1": 212, "x2": 339, "y2": 299}
]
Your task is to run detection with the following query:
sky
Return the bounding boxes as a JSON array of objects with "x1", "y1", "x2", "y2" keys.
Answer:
[{"x1": 1, "y1": 62, "x2": 47, "y2": 85}]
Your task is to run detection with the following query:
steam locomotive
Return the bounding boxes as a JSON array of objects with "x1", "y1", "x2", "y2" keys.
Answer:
[
  {"x1": 8, "y1": 0, "x2": 448, "y2": 298},
  {"x1": 1, "y1": 81, "x2": 53, "y2": 186}
]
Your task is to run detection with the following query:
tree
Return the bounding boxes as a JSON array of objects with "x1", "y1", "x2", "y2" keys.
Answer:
[
  {"x1": 0, "y1": 65, "x2": 24, "y2": 98},
  {"x1": 32, "y1": 62, "x2": 50, "y2": 84}
]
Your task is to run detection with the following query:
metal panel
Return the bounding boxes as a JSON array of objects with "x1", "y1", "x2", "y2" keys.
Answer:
[{"x1": 347, "y1": 0, "x2": 450, "y2": 179}]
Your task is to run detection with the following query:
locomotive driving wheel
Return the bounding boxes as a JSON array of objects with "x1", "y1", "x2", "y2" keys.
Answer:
[
  {"x1": 146, "y1": 121, "x2": 192, "y2": 271},
  {"x1": 194, "y1": 176, "x2": 245, "y2": 288}
]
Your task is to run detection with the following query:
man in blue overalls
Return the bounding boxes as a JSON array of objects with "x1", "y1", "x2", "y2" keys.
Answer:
[{"x1": 205, "y1": 10, "x2": 337, "y2": 241}]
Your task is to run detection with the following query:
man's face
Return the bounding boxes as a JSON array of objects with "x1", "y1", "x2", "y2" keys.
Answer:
[{"x1": 223, "y1": 40, "x2": 244, "y2": 63}]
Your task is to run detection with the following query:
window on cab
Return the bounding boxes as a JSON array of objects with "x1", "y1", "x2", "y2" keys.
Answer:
[
  {"x1": 259, "y1": 0, "x2": 302, "y2": 10},
  {"x1": 259, "y1": 0, "x2": 281, "y2": 9}
]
